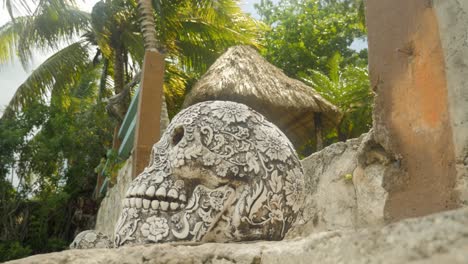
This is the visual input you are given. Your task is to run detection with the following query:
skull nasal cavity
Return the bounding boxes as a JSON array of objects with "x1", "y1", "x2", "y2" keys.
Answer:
[{"x1": 171, "y1": 126, "x2": 184, "y2": 146}]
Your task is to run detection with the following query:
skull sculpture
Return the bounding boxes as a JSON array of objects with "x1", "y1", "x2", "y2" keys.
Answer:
[{"x1": 114, "y1": 101, "x2": 304, "y2": 246}]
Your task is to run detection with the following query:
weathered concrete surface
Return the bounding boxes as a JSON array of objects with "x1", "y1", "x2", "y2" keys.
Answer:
[
  {"x1": 288, "y1": 132, "x2": 395, "y2": 238},
  {"x1": 433, "y1": 0, "x2": 468, "y2": 206},
  {"x1": 366, "y1": 0, "x2": 462, "y2": 222},
  {"x1": 288, "y1": 136, "x2": 362, "y2": 236},
  {"x1": 8, "y1": 207, "x2": 468, "y2": 264},
  {"x1": 133, "y1": 51, "x2": 165, "y2": 177},
  {"x1": 94, "y1": 158, "x2": 133, "y2": 239}
]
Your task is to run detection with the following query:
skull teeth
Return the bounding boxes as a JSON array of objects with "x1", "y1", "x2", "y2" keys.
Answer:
[
  {"x1": 135, "y1": 198, "x2": 142, "y2": 209},
  {"x1": 160, "y1": 201, "x2": 169, "y2": 211},
  {"x1": 143, "y1": 199, "x2": 150, "y2": 209},
  {"x1": 145, "y1": 186, "x2": 156, "y2": 197},
  {"x1": 151, "y1": 200, "x2": 160, "y2": 210},
  {"x1": 155, "y1": 187, "x2": 167, "y2": 198},
  {"x1": 124, "y1": 184, "x2": 187, "y2": 209},
  {"x1": 167, "y1": 189, "x2": 179, "y2": 200},
  {"x1": 170, "y1": 202, "x2": 179, "y2": 210},
  {"x1": 137, "y1": 185, "x2": 147, "y2": 196}
]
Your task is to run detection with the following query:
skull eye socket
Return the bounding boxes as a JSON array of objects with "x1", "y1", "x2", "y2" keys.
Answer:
[{"x1": 171, "y1": 126, "x2": 184, "y2": 146}]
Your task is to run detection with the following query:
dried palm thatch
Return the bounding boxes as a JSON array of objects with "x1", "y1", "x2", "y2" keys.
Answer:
[{"x1": 183, "y1": 45, "x2": 342, "y2": 148}]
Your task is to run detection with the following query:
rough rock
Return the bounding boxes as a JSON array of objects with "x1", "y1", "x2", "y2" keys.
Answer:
[
  {"x1": 288, "y1": 132, "x2": 393, "y2": 238},
  {"x1": 287, "y1": 135, "x2": 362, "y2": 237},
  {"x1": 433, "y1": 0, "x2": 468, "y2": 206},
  {"x1": 94, "y1": 158, "x2": 133, "y2": 239},
  {"x1": 69, "y1": 231, "x2": 112, "y2": 249},
  {"x1": 8, "y1": 207, "x2": 468, "y2": 264}
]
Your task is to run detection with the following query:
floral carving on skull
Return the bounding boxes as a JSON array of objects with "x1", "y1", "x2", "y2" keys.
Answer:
[
  {"x1": 114, "y1": 101, "x2": 305, "y2": 246},
  {"x1": 285, "y1": 168, "x2": 304, "y2": 213},
  {"x1": 140, "y1": 216, "x2": 169, "y2": 242}
]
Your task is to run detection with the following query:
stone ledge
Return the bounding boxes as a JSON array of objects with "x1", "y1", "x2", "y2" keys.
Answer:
[{"x1": 8, "y1": 207, "x2": 468, "y2": 264}]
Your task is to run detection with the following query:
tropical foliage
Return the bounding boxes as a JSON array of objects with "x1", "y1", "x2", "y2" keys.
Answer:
[
  {"x1": 0, "y1": 67, "x2": 113, "y2": 261},
  {"x1": 300, "y1": 53, "x2": 372, "y2": 143},
  {"x1": 0, "y1": 0, "x2": 262, "y2": 118},
  {"x1": 255, "y1": 0, "x2": 366, "y2": 77},
  {"x1": 255, "y1": 0, "x2": 371, "y2": 151}
]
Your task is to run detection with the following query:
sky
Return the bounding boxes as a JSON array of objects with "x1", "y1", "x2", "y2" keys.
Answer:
[{"x1": 0, "y1": 0, "x2": 366, "y2": 114}]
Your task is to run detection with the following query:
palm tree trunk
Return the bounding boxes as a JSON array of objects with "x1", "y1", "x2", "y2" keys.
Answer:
[
  {"x1": 98, "y1": 58, "x2": 109, "y2": 100},
  {"x1": 137, "y1": 0, "x2": 159, "y2": 51},
  {"x1": 137, "y1": 0, "x2": 169, "y2": 135},
  {"x1": 112, "y1": 46, "x2": 128, "y2": 149},
  {"x1": 114, "y1": 46, "x2": 125, "y2": 95}
]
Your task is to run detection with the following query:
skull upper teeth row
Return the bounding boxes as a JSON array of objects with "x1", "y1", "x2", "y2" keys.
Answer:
[
  {"x1": 125, "y1": 184, "x2": 187, "y2": 202},
  {"x1": 122, "y1": 197, "x2": 186, "y2": 211}
]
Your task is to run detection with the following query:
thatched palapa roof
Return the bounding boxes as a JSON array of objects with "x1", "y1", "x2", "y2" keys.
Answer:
[{"x1": 183, "y1": 45, "x2": 341, "y2": 147}]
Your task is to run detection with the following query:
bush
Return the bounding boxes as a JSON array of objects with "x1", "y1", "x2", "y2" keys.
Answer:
[{"x1": 0, "y1": 241, "x2": 32, "y2": 262}]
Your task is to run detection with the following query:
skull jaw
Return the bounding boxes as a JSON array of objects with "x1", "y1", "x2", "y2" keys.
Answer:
[{"x1": 114, "y1": 184, "x2": 235, "y2": 247}]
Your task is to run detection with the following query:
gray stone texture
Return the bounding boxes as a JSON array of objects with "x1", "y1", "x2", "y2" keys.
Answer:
[
  {"x1": 7, "y1": 207, "x2": 468, "y2": 264},
  {"x1": 94, "y1": 158, "x2": 133, "y2": 239},
  {"x1": 433, "y1": 0, "x2": 468, "y2": 205},
  {"x1": 288, "y1": 132, "x2": 393, "y2": 238}
]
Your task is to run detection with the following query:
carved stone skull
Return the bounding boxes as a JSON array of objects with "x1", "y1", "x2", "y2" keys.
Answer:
[{"x1": 114, "y1": 101, "x2": 305, "y2": 246}]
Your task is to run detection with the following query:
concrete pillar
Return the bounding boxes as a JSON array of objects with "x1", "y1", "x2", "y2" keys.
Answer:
[
  {"x1": 132, "y1": 51, "x2": 165, "y2": 178},
  {"x1": 366, "y1": 0, "x2": 467, "y2": 222}
]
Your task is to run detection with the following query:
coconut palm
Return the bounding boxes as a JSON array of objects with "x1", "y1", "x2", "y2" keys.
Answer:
[
  {"x1": 135, "y1": 0, "x2": 263, "y2": 129},
  {"x1": 1, "y1": 0, "x2": 261, "y2": 118},
  {"x1": 0, "y1": 0, "x2": 144, "y2": 119}
]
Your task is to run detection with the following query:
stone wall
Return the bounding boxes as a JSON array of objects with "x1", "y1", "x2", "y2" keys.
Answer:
[
  {"x1": 94, "y1": 157, "x2": 133, "y2": 238},
  {"x1": 9, "y1": 207, "x2": 468, "y2": 264},
  {"x1": 288, "y1": 132, "x2": 395, "y2": 238}
]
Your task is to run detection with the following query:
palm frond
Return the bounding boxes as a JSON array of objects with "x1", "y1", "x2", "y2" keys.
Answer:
[
  {"x1": 121, "y1": 30, "x2": 145, "y2": 66},
  {"x1": 300, "y1": 69, "x2": 335, "y2": 102},
  {"x1": 164, "y1": 63, "x2": 191, "y2": 118},
  {"x1": 0, "y1": 3, "x2": 90, "y2": 67},
  {"x1": 4, "y1": 41, "x2": 91, "y2": 115},
  {"x1": 3, "y1": 0, "x2": 79, "y2": 18},
  {"x1": 151, "y1": 0, "x2": 262, "y2": 74},
  {"x1": 170, "y1": 18, "x2": 260, "y2": 73},
  {"x1": 2, "y1": 0, "x2": 34, "y2": 18},
  {"x1": 17, "y1": 5, "x2": 90, "y2": 67},
  {"x1": 0, "y1": 17, "x2": 26, "y2": 64},
  {"x1": 327, "y1": 52, "x2": 342, "y2": 84}
]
